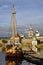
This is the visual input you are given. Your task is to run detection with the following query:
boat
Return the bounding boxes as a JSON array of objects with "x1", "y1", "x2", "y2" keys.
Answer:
[
  {"x1": 5, "y1": 5, "x2": 23, "y2": 60},
  {"x1": 6, "y1": 42, "x2": 22, "y2": 60}
]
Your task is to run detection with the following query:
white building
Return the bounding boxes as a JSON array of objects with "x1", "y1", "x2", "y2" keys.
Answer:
[
  {"x1": 35, "y1": 30, "x2": 40, "y2": 37},
  {"x1": 32, "y1": 37, "x2": 37, "y2": 52},
  {"x1": 35, "y1": 26, "x2": 40, "y2": 37}
]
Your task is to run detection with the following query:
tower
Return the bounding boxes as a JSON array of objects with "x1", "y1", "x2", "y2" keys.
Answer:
[
  {"x1": 35, "y1": 26, "x2": 40, "y2": 37},
  {"x1": 28, "y1": 24, "x2": 34, "y2": 38},
  {"x1": 11, "y1": 5, "x2": 16, "y2": 44}
]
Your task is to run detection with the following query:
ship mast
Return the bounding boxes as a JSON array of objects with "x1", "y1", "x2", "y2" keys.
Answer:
[{"x1": 11, "y1": 4, "x2": 16, "y2": 44}]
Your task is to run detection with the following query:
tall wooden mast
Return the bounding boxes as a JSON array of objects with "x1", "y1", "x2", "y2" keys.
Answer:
[{"x1": 11, "y1": 5, "x2": 16, "y2": 44}]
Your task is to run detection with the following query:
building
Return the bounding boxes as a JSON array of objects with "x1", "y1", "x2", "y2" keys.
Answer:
[
  {"x1": 28, "y1": 25, "x2": 34, "y2": 38},
  {"x1": 35, "y1": 30, "x2": 40, "y2": 37},
  {"x1": 32, "y1": 37, "x2": 37, "y2": 52}
]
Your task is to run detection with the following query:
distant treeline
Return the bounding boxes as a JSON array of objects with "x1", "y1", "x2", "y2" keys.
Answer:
[{"x1": 0, "y1": 37, "x2": 11, "y2": 39}]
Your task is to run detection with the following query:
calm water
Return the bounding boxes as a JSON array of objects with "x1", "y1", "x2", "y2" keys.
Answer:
[{"x1": 0, "y1": 52, "x2": 36, "y2": 65}]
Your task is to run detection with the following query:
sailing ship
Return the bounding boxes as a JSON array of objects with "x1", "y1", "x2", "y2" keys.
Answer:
[{"x1": 5, "y1": 5, "x2": 23, "y2": 60}]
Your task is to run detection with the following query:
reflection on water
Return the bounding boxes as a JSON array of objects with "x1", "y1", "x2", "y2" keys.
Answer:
[
  {"x1": 6, "y1": 58, "x2": 23, "y2": 65},
  {"x1": 6, "y1": 59, "x2": 22, "y2": 65},
  {"x1": 0, "y1": 52, "x2": 36, "y2": 65},
  {"x1": 6, "y1": 60, "x2": 36, "y2": 65},
  {"x1": 6, "y1": 61, "x2": 16, "y2": 65},
  {"x1": 6, "y1": 60, "x2": 28, "y2": 65}
]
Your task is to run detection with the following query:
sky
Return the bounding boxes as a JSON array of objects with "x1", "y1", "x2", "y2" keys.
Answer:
[
  {"x1": 0, "y1": 0, "x2": 43, "y2": 36},
  {"x1": 0, "y1": 0, "x2": 43, "y2": 26}
]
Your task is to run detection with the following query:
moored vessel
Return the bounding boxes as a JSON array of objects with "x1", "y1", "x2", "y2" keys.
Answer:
[{"x1": 5, "y1": 5, "x2": 23, "y2": 60}]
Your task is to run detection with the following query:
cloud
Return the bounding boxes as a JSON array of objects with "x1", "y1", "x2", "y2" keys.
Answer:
[
  {"x1": 0, "y1": 5, "x2": 9, "y2": 9},
  {"x1": 0, "y1": 0, "x2": 43, "y2": 26},
  {"x1": 0, "y1": 0, "x2": 43, "y2": 36}
]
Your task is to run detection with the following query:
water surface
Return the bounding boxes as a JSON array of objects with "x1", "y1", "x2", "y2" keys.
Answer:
[{"x1": 0, "y1": 52, "x2": 36, "y2": 65}]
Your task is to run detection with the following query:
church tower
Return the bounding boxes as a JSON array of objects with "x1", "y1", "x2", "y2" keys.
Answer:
[
  {"x1": 35, "y1": 26, "x2": 40, "y2": 37},
  {"x1": 28, "y1": 24, "x2": 34, "y2": 38}
]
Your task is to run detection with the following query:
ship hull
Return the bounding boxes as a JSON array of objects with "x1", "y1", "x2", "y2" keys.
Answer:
[{"x1": 5, "y1": 52, "x2": 23, "y2": 60}]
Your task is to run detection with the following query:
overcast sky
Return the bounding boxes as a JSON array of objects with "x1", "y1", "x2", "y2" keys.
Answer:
[{"x1": 0, "y1": 0, "x2": 43, "y2": 26}]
